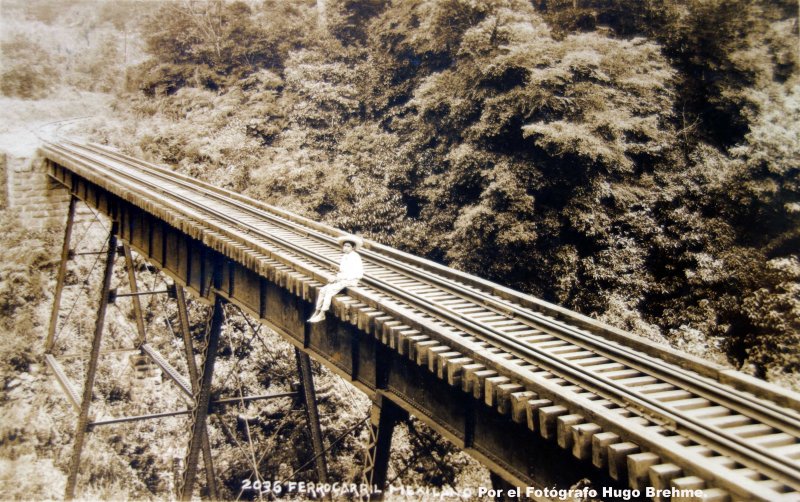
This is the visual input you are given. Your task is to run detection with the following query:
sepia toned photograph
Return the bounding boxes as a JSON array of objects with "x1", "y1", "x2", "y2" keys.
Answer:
[{"x1": 0, "y1": 0, "x2": 798, "y2": 500}]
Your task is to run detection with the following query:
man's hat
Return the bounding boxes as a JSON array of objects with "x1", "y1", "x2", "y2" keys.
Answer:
[{"x1": 337, "y1": 234, "x2": 363, "y2": 250}]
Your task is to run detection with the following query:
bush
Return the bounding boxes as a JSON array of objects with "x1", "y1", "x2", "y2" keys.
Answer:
[{"x1": 0, "y1": 34, "x2": 57, "y2": 99}]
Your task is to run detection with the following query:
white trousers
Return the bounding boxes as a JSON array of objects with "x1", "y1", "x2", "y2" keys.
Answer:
[{"x1": 315, "y1": 279, "x2": 358, "y2": 312}]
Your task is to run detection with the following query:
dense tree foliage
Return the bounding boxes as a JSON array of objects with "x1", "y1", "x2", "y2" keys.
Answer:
[
  {"x1": 116, "y1": 0, "x2": 799, "y2": 380},
  {"x1": 133, "y1": 0, "x2": 313, "y2": 95},
  {"x1": 0, "y1": 0, "x2": 154, "y2": 97},
  {"x1": 0, "y1": 35, "x2": 57, "y2": 99}
]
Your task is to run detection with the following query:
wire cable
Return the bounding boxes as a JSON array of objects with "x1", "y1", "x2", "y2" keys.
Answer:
[{"x1": 51, "y1": 238, "x2": 109, "y2": 349}]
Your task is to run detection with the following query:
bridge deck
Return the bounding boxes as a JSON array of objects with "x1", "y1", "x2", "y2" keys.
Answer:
[{"x1": 42, "y1": 141, "x2": 800, "y2": 501}]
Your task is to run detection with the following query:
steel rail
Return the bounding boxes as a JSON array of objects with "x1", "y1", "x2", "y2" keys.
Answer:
[
  {"x1": 68, "y1": 142, "x2": 800, "y2": 438},
  {"x1": 45, "y1": 142, "x2": 800, "y2": 495},
  {"x1": 47, "y1": 143, "x2": 799, "y2": 497},
  {"x1": 49, "y1": 142, "x2": 800, "y2": 486},
  {"x1": 81, "y1": 142, "x2": 800, "y2": 417},
  {"x1": 70, "y1": 141, "x2": 800, "y2": 435}
]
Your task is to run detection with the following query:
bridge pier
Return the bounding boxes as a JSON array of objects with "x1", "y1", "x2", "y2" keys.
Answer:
[
  {"x1": 295, "y1": 348, "x2": 330, "y2": 485},
  {"x1": 2, "y1": 151, "x2": 72, "y2": 229},
  {"x1": 490, "y1": 472, "x2": 518, "y2": 502},
  {"x1": 179, "y1": 293, "x2": 224, "y2": 501},
  {"x1": 122, "y1": 242, "x2": 148, "y2": 346},
  {"x1": 47, "y1": 198, "x2": 330, "y2": 499},
  {"x1": 175, "y1": 286, "x2": 218, "y2": 499},
  {"x1": 65, "y1": 220, "x2": 118, "y2": 500},
  {"x1": 47, "y1": 206, "x2": 216, "y2": 500},
  {"x1": 45, "y1": 195, "x2": 77, "y2": 353},
  {"x1": 361, "y1": 394, "x2": 407, "y2": 499}
]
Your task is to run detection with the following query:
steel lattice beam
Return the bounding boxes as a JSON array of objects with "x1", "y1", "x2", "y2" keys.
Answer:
[
  {"x1": 140, "y1": 343, "x2": 192, "y2": 397},
  {"x1": 44, "y1": 354, "x2": 80, "y2": 412},
  {"x1": 179, "y1": 294, "x2": 224, "y2": 501},
  {"x1": 86, "y1": 392, "x2": 299, "y2": 428},
  {"x1": 46, "y1": 195, "x2": 77, "y2": 353},
  {"x1": 295, "y1": 348, "x2": 329, "y2": 484},
  {"x1": 122, "y1": 243, "x2": 147, "y2": 345},
  {"x1": 65, "y1": 221, "x2": 118, "y2": 500},
  {"x1": 175, "y1": 285, "x2": 218, "y2": 499}
]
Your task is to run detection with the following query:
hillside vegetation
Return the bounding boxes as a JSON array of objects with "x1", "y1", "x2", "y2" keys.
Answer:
[
  {"x1": 0, "y1": 0, "x2": 798, "y2": 499},
  {"x1": 4, "y1": 0, "x2": 797, "y2": 381},
  {"x1": 82, "y1": 0, "x2": 798, "y2": 383}
]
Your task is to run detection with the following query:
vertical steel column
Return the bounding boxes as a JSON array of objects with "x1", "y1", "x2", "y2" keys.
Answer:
[
  {"x1": 361, "y1": 395, "x2": 404, "y2": 499},
  {"x1": 294, "y1": 348, "x2": 329, "y2": 483},
  {"x1": 65, "y1": 221, "x2": 118, "y2": 500},
  {"x1": 175, "y1": 286, "x2": 218, "y2": 499},
  {"x1": 180, "y1": 294, "x2": 224, "y2": 501},
  {"x1": 490, "y1": 472, "x2": 516, "y2": 502},
  {"x1": 122, "y1": 243, "x2": 147, "y2": 346},
  {"x1": 46, "y1": 195, "x2": 77, "y2": 353}
]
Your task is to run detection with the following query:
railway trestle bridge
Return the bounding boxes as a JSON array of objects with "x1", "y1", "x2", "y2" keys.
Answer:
[{"x1": 39, "y1": 141, "x2": 800, "y2": 501}]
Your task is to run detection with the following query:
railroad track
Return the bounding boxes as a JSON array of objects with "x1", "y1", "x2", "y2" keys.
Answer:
[{"x1": 43, "y1": 140, "x2": 800, "y2": 501}]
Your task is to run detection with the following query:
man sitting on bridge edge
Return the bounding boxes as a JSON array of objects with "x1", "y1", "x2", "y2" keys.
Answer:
[{"x1": 307, "y1": 234, "x2": 364, "y2": 323}]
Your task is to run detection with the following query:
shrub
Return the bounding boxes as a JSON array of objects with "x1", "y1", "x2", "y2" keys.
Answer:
[{"x1": 0, "y1": 34, "x2": 57, "y2": 99}]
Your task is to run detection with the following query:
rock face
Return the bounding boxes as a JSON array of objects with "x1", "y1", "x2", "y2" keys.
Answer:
[{"x1": 2, "y1": 150, "x2": 80, "y2": 230}]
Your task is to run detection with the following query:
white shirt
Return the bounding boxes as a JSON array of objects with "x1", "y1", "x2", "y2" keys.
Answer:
[{"x1": 337, "y1": 252, "x2": 364, "y2": 282}]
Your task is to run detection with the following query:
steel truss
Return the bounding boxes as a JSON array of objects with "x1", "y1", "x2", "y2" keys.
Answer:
[
  {"x1": 45, "y1": 199, "x2": 329, "y2": 500},
  {"x1": 361, "y1": 395, "x2": 406, "y2": 498}
]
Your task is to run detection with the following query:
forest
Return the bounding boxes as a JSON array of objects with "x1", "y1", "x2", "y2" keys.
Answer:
[
  {"x1": 110, "y1": 0, "x2": 798, "y2": 381},
  {"x1": 0, "y1": 0, "x2": 798, "y2": 499}
]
